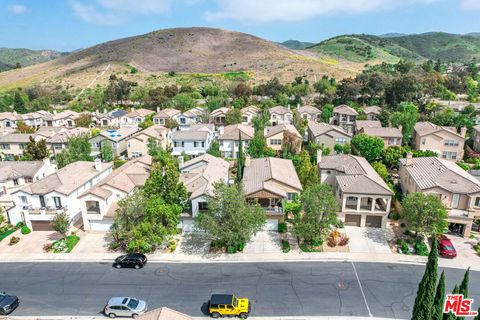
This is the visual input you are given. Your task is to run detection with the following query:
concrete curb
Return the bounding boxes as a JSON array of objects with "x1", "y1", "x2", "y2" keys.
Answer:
[{"x1": 7, "y1": 317, "x2": 402, "y2": 320}]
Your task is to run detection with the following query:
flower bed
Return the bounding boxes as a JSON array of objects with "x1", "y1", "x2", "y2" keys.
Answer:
[{"x1": 46, "y1": 235, "x2": 80, "y2": 253}]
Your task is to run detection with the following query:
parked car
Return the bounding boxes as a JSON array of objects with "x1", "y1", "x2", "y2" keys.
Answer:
[
  {"x1": 113, "y1": 253, "x2": 147, "y2": 269},
  {"x1": 0, "y1": 292, "x2": 19, "y2": 315},
  {"x1": 104, "y1": 297, "x2": 147, "y2": 318},
  {"x1": 438, "y1": 235, "x2": 457, "y2": 258},
  {"x1": 208, "y1": 294, "x2": 250, "y2": 319}
]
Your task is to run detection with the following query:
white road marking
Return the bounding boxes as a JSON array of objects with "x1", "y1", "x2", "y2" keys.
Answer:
[{"x1": 351, "y1": 261, "x2": 373, "y2": 317}]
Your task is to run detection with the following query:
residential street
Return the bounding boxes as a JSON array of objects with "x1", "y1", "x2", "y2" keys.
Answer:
[{"x1": 1, "y1": 261, "x2": 478, "y2": 319}]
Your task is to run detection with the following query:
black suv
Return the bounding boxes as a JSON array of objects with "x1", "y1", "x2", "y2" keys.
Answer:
[
  {"x1": 0, "y1": 292, "x2": 19, "y2": 315},
  {"x1": 113, "y1": 253, "x2": 147, "y2": 269}
]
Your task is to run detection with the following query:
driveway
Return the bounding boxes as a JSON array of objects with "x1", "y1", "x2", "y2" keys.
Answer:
[
  {"x1": 72, "y1": 231, "x2": 112, "y2": 254},
  {"x1": 345, "y1": 226, "x2": 392, "y2": 254},
  {"x1": 243, "y1": 231, "x2": 282, "y2": 254},
  {"x1": 0, "y1": 230, "x2": 62, "y2": 253},
  {"x1": 445, "y1": 233, "x2": 480, "y2": 265}
]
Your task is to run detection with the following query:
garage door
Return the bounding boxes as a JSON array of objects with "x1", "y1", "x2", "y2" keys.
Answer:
[
  {"x1": 89, "y1": 219, "x2": 113, "y2": 231},
  {"x1": 365, "y1": 215, "x2": 382, "y2": 228},
  {"x1": 31, "y1": 221, "x2": 54, "y2": 231},
  {"x1": 344, "y1": 214, "x2": 361, "y2": 227},
  {"x1": 264, "y1": 219, "x2": 279, "y2": 231}
]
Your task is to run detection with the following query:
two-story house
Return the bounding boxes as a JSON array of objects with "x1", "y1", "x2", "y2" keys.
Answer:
[
  {"x1": 318, "y1": 154, "x2": 393, "y2": 228},
  {"x1": 35, "y1": 127, "x2": 91, "y2": 157},
  {"x1": 41, "y1": 110, "x2": 81, "y2": 128},
  {"x1": 241, "y1": 106, "x2": 262, "y2": 125},
  {"x1": 307, "y1": 121, "x2": 352, "y2": 151},
  {"x1": 296, "y1": 105, "x2": 321, "y2": 122},
  {"x1": 8, "y1": 160, "x2": 112, "y2": 231},
  {"x1": 357, "y1": 126, "x2": 403, "y2": 148},
  {"x1": 92, "y1": 109, "x2": 127, "y2": 128},
  {"x1": 218, "y1": 124, "x2": 254, "y2": 158},
  {"x1": 331, "y1": 104, "x2": 358, "y2": 134},
  {"x1": 242, "y1": 157, "x2": 302, "y2": 230},
  {"x1": 269, "y1": 106, "x2": 293, "y2": 126},
  {"x1": 179, "y1": 154, "x2": 230, "y2": 231},
  {"x1": 120, "y1": 108, "x2": 155, "y2": 127},
  {"x1": 0, "y1": 112, "x2": 18, "y2": 129},
  {"x1": 79, "y1": 156, "x2": 152, "y2": 231},
  {"x1": 0, "y1": 159, "x2": 56, "y2": 214},
  {"x1": 0, "y1": 133, "x2": 35, "y2": 160},
  {"x1": 171, "y1": 124, "x2": 215, "y2": 157},
  {"x1": 126, "y1": 125, "x2": 171, "y2": 158},
  {"x1": 413, "y1": 121, "x2": 466, "y2": 161},
  {"x1": 177, "y1": 107, "x2": 204, "y2": 129},
  {"x1": 264, "y1": 124, "x2": 302, "y2": 154},
  {"x1": 153, "y1": 108, "x2": 181, "y2": 125},
  {"x1": 209, "y1": 107, "x2": 231, "y2": 128},
  {"x1": 17, "y1": 111, "x2": 49, "y2": 129},
  {"x1": 89, "y1": 127, "x2": 139, "y2": 158},
  {"x1": 399, "y1": 155, "x2": 480, "y2": 237},
  {"x1": 363, "y1": 106, "x2": 381, "y2": 120}
]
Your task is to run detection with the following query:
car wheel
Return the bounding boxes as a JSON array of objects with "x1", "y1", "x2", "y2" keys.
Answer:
[
  {"x1": 108, "y1": 313, "x2": 116, "y2": 318},
  {"x1": 114, "y1": 264, "x2": 122, "y2": 269},
  {"x1": 134, "y1": 264, "x2": 141, "y2": 269},
  {"x1": 211, "y1": 312, "x2": 221, "y2": 318},
  {"x1": 239, "y1": 313, "x2": 248, "y2": 319},
  {"x1": 132, "y1": 314, "x2": 139, "y2": 319}
]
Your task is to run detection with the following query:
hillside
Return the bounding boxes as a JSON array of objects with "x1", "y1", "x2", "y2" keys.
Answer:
[
  {"x1": 279, "y1": 40, "x2": 315, "y2": 50},
  {"x1": 308, "y1": 32, "x2": 480, "y2": 63},
  {"x1": 0, "y1": 48, "x2": 64, "y2": 72},
  {"x1": 0, "y1": 27, "x2": 361, "y2": 89}
]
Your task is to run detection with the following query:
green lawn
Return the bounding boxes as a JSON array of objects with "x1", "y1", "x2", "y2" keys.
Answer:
[
  {"x1": 0, "y1": 229, "x2": 16, "y2": 241},
  {"x1": 65, "y1": 235, "x2": 80, "y2": 253}
]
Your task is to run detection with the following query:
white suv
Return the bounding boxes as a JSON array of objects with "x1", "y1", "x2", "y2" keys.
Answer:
[{"x1": 104, "y1": 297, "x2": 147, "y2": 318}]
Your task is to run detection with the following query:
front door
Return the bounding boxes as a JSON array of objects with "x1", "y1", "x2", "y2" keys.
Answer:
[{"x1": 451, "y1": 194, "x2": 460, "y2": 209}]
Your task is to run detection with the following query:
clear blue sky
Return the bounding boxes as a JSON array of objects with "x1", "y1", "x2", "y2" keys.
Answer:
[{"x1": 1, "y1": 0, "x2": 479, "y2": 51}]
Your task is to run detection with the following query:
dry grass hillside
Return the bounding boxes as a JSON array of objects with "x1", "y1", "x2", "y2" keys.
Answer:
[{"x1": 0, "y1": 27, "x2": 362, "y2": 89}]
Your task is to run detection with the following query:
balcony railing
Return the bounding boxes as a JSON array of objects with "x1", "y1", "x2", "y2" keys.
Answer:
[{"x1": 27, "y1": 206, "x2": 67, "y2": 215}]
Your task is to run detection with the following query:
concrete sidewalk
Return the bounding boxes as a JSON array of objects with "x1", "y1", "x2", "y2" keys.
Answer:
[
  {"x1": 8, "y1": 317, "x2": 402, "y2": 320},
  {"x1": 0, "y1": 249, "x2": 477, "y2": 271}
]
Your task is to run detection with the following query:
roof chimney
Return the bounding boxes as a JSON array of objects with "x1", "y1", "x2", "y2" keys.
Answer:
[
  {"x1": 156, "y1": 107, "x2": 160, "y2": 113},
  {"x1": 244, "y1": 156, "x2": 251, "y2": 167},
  {"x1": 219, "y1": 126, "x2": 224, "y2": 135},
  {"x1": 103, "y1": 108, "x2": 107, "y2": 114},
  {"x1": 317, "y1": 149, "x2": 323, "y2": 165},
  {"x1": 94, "y1": 158, "x2": 102, "y2": 171},
  {"x1": 131, "y1": 107, "x2": 134, "y2": 113},
  {"x1": 178, "y1": 156, "x2": 184, "y2": 169},
  {"x1": 405, "y1": 153, "x2": 413, "y2": 166},
  {"x1": 297, "y1": 103, "x2": 300, "y2": 109},
  {"x1": 95, "y1": 109, "x2": 99, "y2": 115},
  {"x1": 461, "y1": 126, "x2": 467, "y2": 138}
]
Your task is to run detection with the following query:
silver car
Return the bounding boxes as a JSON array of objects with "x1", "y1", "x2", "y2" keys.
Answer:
[{"x1": 104, "y1": 297, "x2": 147, "y2": 318}]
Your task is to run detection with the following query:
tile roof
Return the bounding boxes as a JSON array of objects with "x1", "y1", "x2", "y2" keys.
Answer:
[
  {"x1": 0, "y1": 112, "x2": 17, "y2": 121},
  {"x1": 269, "y1": 106, "x2": 292, "y2": 115},
  {"x1": 264, "y1": 124, "x2": 301, "y2": 139},
  {"x1": 308, "y1": 121, "x2": 351, "y2": 137},
  {"x1": 99, "y1": 127, "x2": 139, "y2": 142},
  {"x1": 0, "y1": 133, "x2": 34, "y2": 143},
  {"x1": 360, "y1": 127, "x2": 402, "y2": 138},
  {"x1": 182, "y1": 107, "x2": 204, "y2": 117},
  {"x1": 138, "y1": 307, "x2": 192, "y2": 320},
  {"x1": 154, "y1": 108, "x2": 181, "y2": 119},
  {"x1": 297, "y1": 105, "x2": 320, "y2": 114},
  {"x1": 172, "y1": 130, "x2": 209, "y2": 141},
  {"x1": 218, "y1": 124, "x2": 255, "y2": 140},
  {"x1": 242, "y1": 157, "x2": 302, "y2": 197},
  {"x1": 80, "y1": 155, "x2": 152, "y2": 198},
  {"x1": 18, "y1": 161, "x2": 113, "y2": 196},
  {"x1": 334, "y1": 104, "x2": 359, "y2": 116},
  {"x1": 128, "y1": 125, "x2": 168, "y2": 142},
  {"x1": 355, "y1": 120, "x2": 382, "y2": 131},
  {"x1": 210, "y1": 107, "x2": 231, "y2": 117},
  {"x1": 125, "y1": 108, "x2": 155, "y2": 118},
  {"x1": 319, "y1": 155, "x2": 393, "y2": 196},
  {"x1": 363, "y1": 106, "x2": 381, "y2": 115},
  {"x1": 0, "y1": 161, "x2": 45, "y2": 182},
  {"x1": 241, "y1": 105, "x2": 261, "y2": 115},
  {"x1": 414, "y1": 121, "x2": 463, "y2": 139},
  {"x1": 180, "y1": 154, "x2": 229, "y2": 200},
  {"x1": 400, "y1": 157, "x2": 480, "y2": 194}
]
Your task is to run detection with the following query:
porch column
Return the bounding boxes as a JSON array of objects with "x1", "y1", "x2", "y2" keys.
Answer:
[
  {"x1": 371, "y1": 197, "x2": 376, "y2": 212},
  {"x1": 386, "y1": 197, "x2": 392, "y2": 213},
  {"x1": 342, "y1": 197, "x2": 346, "y2": 211},
  {"x1": 356, "y1": 197, "x2": 361, "y2": 212}
]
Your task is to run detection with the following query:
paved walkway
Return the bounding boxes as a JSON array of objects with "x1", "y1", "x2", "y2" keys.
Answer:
[{"x1": 345, "y1": 226, "x2": 392, "y2": 254}]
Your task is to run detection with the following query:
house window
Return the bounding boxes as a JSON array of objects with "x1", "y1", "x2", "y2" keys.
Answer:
[
  {"x1": 442, "y1": 151, "x2": 457, "y2": 160},
  {"x1": 335, "y1": 138, "x2": 347, "y2": 145},
  {"x1": 53, "y1": 196, "x2": 62, "y2": 208},
  {"x1": 201, "y1": 141, "x2": 205, "y2": 148},
  {"x1": 19, "y1": 196, "x2": 27, "y2": 204},
  {"x1": 444, "y1": 139, "x2": 459, "y2": 147},
  {"x1": 91, "y1": 142, "x2": 99, "y2": 148},
  {"x1": 475, "y1": 197, "x2": 480, "y2": 207},
  {"x1": 13, "y1": 179, "x2": 19, "y2": 186},
  {"x1": 286, "y1": 192, "x2": 297, "y2": 201},
  {"x1": 198, "y1": 202, "x2": 208, "y2": 211},
  {"x1": 180, "y1": 118, "x2": 186, "y2": 124},
  {"x1": 242, "y1": 116, "x2": 248, "y2": 122},
  {"x1": 0, "y1": 144, "x2": 10, "y2": 150},
  {"x1": 19, "y1": 144, "x2": 26, "y2": 150},
  {"x1": 389, "y1": 138, "x2": 398, "y2": 145},
  {"x1": 54, "y1": 144, "x2": 62, "y2": 150},
  {"x1": 421, "y1": 138, "x2": 426, "y2": 145},
  {"x1": 86, "y1": 200, "x2": 100, "y2": 214},
  {"x1": 270, "y1": 139, "x2": 282, "y2": 145},
  {"x1": 25, "y1": 177, "x2": 33, "y2": 183},
  {"x1": 194, "y1": 141, "x2": 198, "y2": 148},
  {"x1": 271, "y1": 114, "x2": 277, "y2": 120},
  {"x1": 347, "y1": 196, "x2": 357, "y2": 201}
]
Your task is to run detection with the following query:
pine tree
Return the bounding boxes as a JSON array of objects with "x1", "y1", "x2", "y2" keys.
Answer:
[
  {"x1": 236, "y1": 131, "x2": 244, "y2": 183},
  {"x1": 443, "y1": 285, "x2": 459, "y2": 320},
  {"x1": 412, "y1": 237, "x2": 439, "y2": 320},
  {"x1": 432, "y1": 271, "x2": 445, "y2": 320},
  {"x1": 459, "y1": 267, "x2": 470, "y2": 297}
]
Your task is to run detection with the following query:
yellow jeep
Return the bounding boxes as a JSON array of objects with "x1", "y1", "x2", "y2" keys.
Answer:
[{"x1": 208, "y1": 294, "x2": 250, "y2": 319}]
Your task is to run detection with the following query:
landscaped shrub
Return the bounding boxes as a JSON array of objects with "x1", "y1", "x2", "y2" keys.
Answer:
[
  {"x1": 227, "y1": 246, "x2": 237, "y2": 254},
  {"x1": 282, "y1": 240, "x2": 290, "y2": 253},
  {"x1": 327, "y1": 236, "x2": 337, "y2": 247},
  {"x1": 414, "y1": 241, "x2": 429, "y2": 256},
  {"x1": 21, "y1": 226, "x2": 31, "y2": 235},
  {"x1": 338, "y1": 235, "x2": 349, "y2": 246},
  {"x1": 278, "y1": 222, "x2": 287, "y2": 233},
  {"x1": 311, "y1": 239, "x2": 323, "y2": 246},
  {"x1": 401, "y1": 243, "x2": 410, "y2": 254},
  {"x1": 65, "y1": 235, "x2": 80, "y2": 253},
  {"x1": 390, "y1": 212, "x2": 400, "y2": 221},
  {"x1": 236, "y1": 242, "x2": 245, "y2": 252},
  {"x1": 396, "y1": 239, "x2": 404, "y2": 246},
  {"x1": 334, "y1": 219, "x2": 345, "y2": 229},
  {"x1": 9, "y1": 236, "x2": 20, "y2": 246},
  {"x1": 15, "y1": 221, "x2": 24, "y2": 228},
  {"x1": 0, "y1": 228, "x2": 16, "y2": 241},
  {"x1": 52, "y1": 239, "x2": 68, "y2": 253},
  {"x1": 474, "y1": 243, "x2": 480, "y2": 254}
]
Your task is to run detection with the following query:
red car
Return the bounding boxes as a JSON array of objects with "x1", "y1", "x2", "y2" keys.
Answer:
[{"x1": 438, "y1": 235, "x2": 457, "y2": 258}]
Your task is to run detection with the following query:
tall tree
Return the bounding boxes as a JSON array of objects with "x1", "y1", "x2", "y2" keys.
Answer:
[
  {"x1": 294, "y1": 150, "x2": 319, "y2": 189},
  {"x1": 294, "y1": 183, "x2": 339, "y2": 244},
  {"x1": 412, "y1": 237, "x2": 438, "y2": 320},
  {"x1": 432, "y1": 271, "x2": 445, "y2": 320},
  {"x1": 75, "y1": 114, "x2": 92, "y2": 128},
  {"x1": 143, "y1": 161, "x2": 188, "y2": 207},
  {"x1": 16, "y1": 121, "x2": 35, "y2": 133},
  {"x1": 207, "y1": 140, "x2": 221, "y2": 157},
  {"x1": 55, "y1": 135, "x2": 92, "y2": 168},
  {"x1": 390, "y1": 102, "x2": 419, "y2": 145},
  {"x1": 236, "y1": 132, "x2": 244, "y2": 183},
  {"x1": 194, "y1": 182, "x2": 266, "y2": 250},
  {"x1": 247, "y1": 131, "x2": 276, "y2": 158},
  {"x1": 226, "y1": 108, "x2": 243, "y2": 125},
  {"x1": 100, "y1": 141, "x2": 113, "y2": 162},
  {"x1": 444, "y1": 285, "x2": 460, "y2": 320},
  {"x1": 13, "y1": 89, "x2": 28, "y2": 114},
  {"x1": 51, "y1": 212, "x2": 71, "y2": 239},
  {"x1": 402, "y1": 193, "x2": 448, "y2": 237},
  {"x1": 459, "y1": 267, "x2": 470, "y2": 298},
  {"x1": 351, "y1": 133, "x2": 384, "y2": 163},
  {"x1": 23, "y1": 136, "x2": 49, "y2": 160}
]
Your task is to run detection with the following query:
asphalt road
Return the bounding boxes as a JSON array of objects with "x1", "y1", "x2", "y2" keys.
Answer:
[{"x1": 0, "y1": 261, "x2": 478, "y2": 319}]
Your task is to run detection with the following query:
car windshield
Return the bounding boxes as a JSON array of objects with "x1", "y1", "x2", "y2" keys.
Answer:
[
  {"x1": 443, "y1": 245, "x2": 455, "y2": 250},
  {"x1": 127, "y1": 298, "x2": 139, "y2": 309}
]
